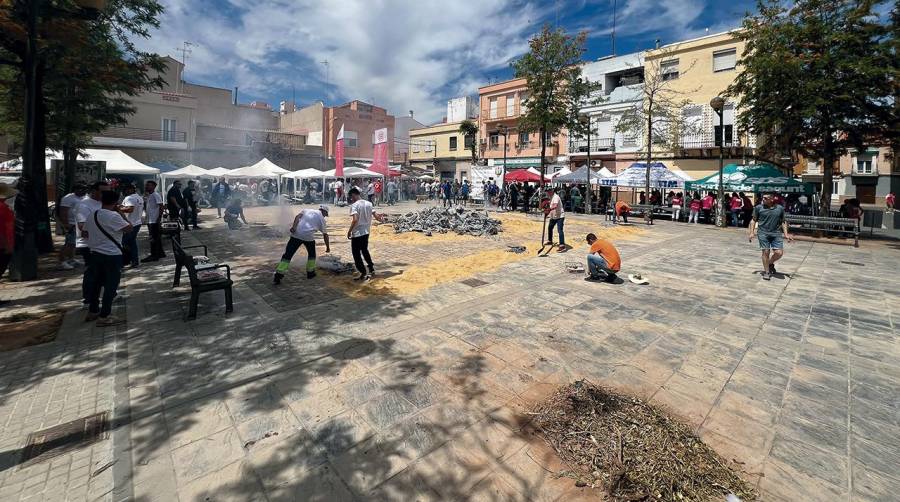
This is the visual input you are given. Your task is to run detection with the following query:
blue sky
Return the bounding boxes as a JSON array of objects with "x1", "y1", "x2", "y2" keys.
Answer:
[{"x1": 137, "y1": 0, "x2": 758, "y2": 124}]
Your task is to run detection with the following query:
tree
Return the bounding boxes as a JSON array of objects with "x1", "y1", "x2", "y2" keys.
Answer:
[
  {"x1": 0, "y1": 0, "x2": 164, "y2": 280},
  {"x1": 512, "y1": 25, "x2": 600, "y2": 184},
  {"x1": 458, "y1": 119, "x2": 479, "y2": 165},
  {"x1": 616, "y1": 48, "x2": 697, "y2": 198},
  {"x1": 727, "y1": 0, "x2": 895, "y2": 215}
]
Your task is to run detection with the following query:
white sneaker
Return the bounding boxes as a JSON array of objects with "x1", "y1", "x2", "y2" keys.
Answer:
[{"x1": 58, "y1": 262, "x2": 75, "y2": 271}]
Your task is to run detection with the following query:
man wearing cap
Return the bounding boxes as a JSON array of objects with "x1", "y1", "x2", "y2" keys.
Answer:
[
  {"x1": 585, "y1": 233, "x2": 621, "y2": 282},
  {"x1": 273, "y1": 205, "x2": 330, "y2": 284}
]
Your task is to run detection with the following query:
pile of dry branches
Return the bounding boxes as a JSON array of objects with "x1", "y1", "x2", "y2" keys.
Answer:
[{"x1": 531, "y1": 381, "x2": 757, "y2": 501}]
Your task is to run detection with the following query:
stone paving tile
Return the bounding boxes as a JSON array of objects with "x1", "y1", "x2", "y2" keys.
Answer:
[{"x1": 4, "y1": 205, "x2": 900, "y2": 501}]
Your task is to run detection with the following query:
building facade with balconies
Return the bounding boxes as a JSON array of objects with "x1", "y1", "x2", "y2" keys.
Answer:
[
  {"x1": 571, "y1": 52, "x2": 646, "y2": 173},
  {"x1": 477, "y1": 78, "x2": 568, "y2": 174},
  {"x1": 644, "y1": 31, "x2": 756, "y2": 181}
]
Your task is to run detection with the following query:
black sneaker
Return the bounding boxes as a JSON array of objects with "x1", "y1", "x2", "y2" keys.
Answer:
[
  {"x1": 604, "y1": 273, "x2": 618, "y2": 283},
  {"x1": 769, "y1": 264, "x2": 776, "y2": 274},
  {"x1": 273, "y1": 273, "x2": 283, "y2": 285},
  {"x1": 367, "y1": 265, "x2": 375, "y2": 275},
  {"x1": 307, "y1": 270, "x2": 316, "y2": 279}
]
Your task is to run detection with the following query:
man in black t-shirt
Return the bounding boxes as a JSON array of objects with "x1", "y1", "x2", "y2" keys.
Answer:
[
  {"x1": 167, "y1": 180, "x2": 189, "y2": 229},
  {"x1": 182, "y1": 180, "x2": 200, "y2": 229}
]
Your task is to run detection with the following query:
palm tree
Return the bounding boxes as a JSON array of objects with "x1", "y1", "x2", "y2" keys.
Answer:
[{"x1": 458, "y1": 119, "x2": 479, "y2": 165}]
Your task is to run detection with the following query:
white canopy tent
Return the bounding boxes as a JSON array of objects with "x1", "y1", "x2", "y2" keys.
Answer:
[
  {"x1": 207, "y1": 167, "x2": 232, "y2": 177},
  {"x1": 0, "y1": 149, "x2": 160, "y2": 175},
  {"x1": 165, "y1": 164, "x2": 214, "y2": 178},
  {"x1": 320, "y1": 166, "x2": 383, "y2": 178},
  {"x1": 226, "y1": 158, "x2": 289, "y2": 178},
  {"x1": 282, "y1": 168, "x2": 326, "y2": 179}
]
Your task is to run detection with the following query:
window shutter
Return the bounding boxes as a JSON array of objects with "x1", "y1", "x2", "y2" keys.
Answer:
[{"x1": 713, "y1": 49, "x2": 737, "y2": 72}]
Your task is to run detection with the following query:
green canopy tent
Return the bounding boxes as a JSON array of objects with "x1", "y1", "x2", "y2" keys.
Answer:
[{"x1": 685, "y1": 163, "x2": 814, "y2": 194}]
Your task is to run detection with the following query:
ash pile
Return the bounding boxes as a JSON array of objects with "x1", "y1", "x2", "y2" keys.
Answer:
[{"x1": 388, "y1": 206, "x2": 502, "y2": 237}]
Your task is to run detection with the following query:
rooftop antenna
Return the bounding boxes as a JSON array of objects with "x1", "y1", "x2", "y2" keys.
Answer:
[
  {"x1": 174, "y1": 41, "x2": 194, "y2": 93},
  {"x1": 611, "y1": 0, "x2": 617, "y2": 55}
]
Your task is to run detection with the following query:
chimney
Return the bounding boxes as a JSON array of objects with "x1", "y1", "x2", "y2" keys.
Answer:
[
  {"x1": 233, "y1": 86, "x2": 238, "y2": 105},
  {"x1": 655, "y1": 39, "x2": 661, "y2": 49},
  {"x1": 409, "y1": 110, "x2": 414, "y2": 118}
]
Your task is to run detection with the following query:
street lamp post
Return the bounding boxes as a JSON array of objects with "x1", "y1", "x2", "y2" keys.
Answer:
[
  {"x1": 578, "y1": 114, "x2": 593, "y2": 215},
  {"x1": 710, "y1": 96, "x2": 726, "y2": 228},
  {"x1": 498, "y1": 125, "x2": 509, "y2": 209}
]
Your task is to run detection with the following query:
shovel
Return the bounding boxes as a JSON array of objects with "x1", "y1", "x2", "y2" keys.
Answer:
[{"x1": 537, "y1": 211, "x2": 551, "y2": 256}]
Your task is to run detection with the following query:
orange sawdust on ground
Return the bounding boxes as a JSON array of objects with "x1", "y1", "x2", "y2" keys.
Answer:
[{"x1": 330, "y1": 248, "x2": 532, "y2": 297}]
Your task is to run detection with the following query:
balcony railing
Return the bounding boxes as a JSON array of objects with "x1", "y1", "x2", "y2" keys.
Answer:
[
  {"x1": 97, "y1": 126, "x2": 187, "y2": 143},
  {"x1": 569, "y1": 137, "x2": 615, "y2": 153},
  {"x1": 679, "y1": 135, "x2": 745, "y2": 149}
]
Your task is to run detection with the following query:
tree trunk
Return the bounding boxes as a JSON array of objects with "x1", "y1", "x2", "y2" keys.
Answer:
[
  {"x1": 33, "y1": 63, "x2": 53, "y2": 253},
  {"x1": 820, "y1": 131, "x2": 834, "y2": 217},
  {"x1": 645, "y1": 113, "x2": 652, "y2": 200}
]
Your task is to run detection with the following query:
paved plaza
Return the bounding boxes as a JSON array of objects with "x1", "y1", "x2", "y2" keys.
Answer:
[{"x1": 0, "y1": 201, "x2": 898, "y2": 501}]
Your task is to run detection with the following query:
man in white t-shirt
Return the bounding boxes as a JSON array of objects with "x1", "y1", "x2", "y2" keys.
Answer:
[
  {"x1": 83, "y1": 190, "x2": 131, "y2": 326},
  {"x1": 76, "y1": 181, "x2": 108, "y2": 305},
  {"x1": 142, "y1": 180, "x2": 166, "y2": 262},
  {"x1": 347, "y1": 187, "x2": 383, "y2": 281},
  {"x1": 57, "y1": 184, "x2": 87, "y2": 270},
  {"x1": 273, "y1": 205, "x2": 330, "y2": 284},
  {"x1": 119, "y1": 183, "x2": 144, "y2": 268},
  {"x1": 545, "y1": 187, "x2": 567, "y2": 252}
]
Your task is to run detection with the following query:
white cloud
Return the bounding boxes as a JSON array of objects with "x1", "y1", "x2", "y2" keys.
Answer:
[{"x1": 136, "y1": 0, "x2": 544, "y2": 123}]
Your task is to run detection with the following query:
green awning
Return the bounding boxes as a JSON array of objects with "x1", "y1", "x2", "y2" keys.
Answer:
[{"x1": 685, "y1": 163, "x2": 814, "y2": 194}]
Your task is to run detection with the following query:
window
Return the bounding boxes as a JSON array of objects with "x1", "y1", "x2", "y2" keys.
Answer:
[
  {"x1": 344, "y1": 130, "x2": 359, "y2": 148},
  {"x1": 489, "y1": 97, "x2": 498, "y2": 119},
  {"x1": 518, "y1": 131, "x2": 529, "y2": 147},
  {"x1": 806, "y1": 161, "x2": 819, "y2": 174},
  {"x1": 519, "y1": 92, "x2": 528, "y2": 115},
  {"x1": 464, "y1": 134, "x2": 474, "y2": 149},
  {"x1": 424, "y1": 140, "x2": 433, "y2": 152},
  {"x1": 412, "y1": 141, "x2": 420, "y2": 153},
  {"x1": 506, "y1": 94, "x2": 515, "y2": 117},
  {"x1": 714, "y1": 125, "x2": 733, "y2": 147},
  {"x1": 660, "y1": 59, "x2": 679, "y2": 81},
  {"x1": 856, "y1": 159, "x2": 873, "y2": 174},
  {"x1": 713, "y1": 48, "x2": 737, "y2": 72},
  {"x1": 489, "y1": 133, "x2": 499, "y2": 148},
  {"x1": 449, "y1": 136, "x2": 458, "y2": 151},
  {"x1": 162, "y1": 118, "x2": 177, "y2": 141},
  {"x1": 832, "y1": 180, "x2": 839, "y2": 196}
]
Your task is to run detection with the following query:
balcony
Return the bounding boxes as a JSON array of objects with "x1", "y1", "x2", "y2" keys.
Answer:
[
  {"x1": 569, "y1": 136, "x2": 615, "y2": 154},
  {"x1": 92, "y1": 126, "x2": 188, "y2": 150}
]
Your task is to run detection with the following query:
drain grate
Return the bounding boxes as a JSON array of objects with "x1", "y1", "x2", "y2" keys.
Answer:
[
  {"x1": 839, "y1": 261, "x2": 865, "y2": 267},
  {"x1": 20, "y1": 412, "x2": 109, "y2": 468},
  {"x1": 460, "y1": 278, "x2": 489, "y2": 288}
]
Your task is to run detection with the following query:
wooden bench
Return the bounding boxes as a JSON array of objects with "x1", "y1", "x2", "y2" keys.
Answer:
[
  {"x1": 785, "y1": 215, "x2": 860, "y2": 247},
  {"x1": 172, "y1": 240, "x2": 234, "y2": 319}
]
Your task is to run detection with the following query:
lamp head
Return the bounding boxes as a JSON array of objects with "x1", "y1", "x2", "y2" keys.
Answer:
[{"x1": 710, "y1": 96, "x2": 725, "y2": 111}]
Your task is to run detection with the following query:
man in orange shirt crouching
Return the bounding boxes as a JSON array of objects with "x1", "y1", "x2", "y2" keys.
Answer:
[
  {"x1": 614, "y1": 200, "x2": 630, "y2": 224},
  {"x1": 585, "y1": 233, "x2": 621, "y2": 283}
]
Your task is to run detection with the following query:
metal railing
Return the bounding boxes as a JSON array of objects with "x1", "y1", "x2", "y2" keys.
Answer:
[
  {"x1": 569, "y1": 137, "x2": 615, "y2": 153},
  {"x1": 97, "y1": 126, "x2": 187, "y2": 142},
  {"x1": 679, "y1": 135, "x2": 745, "y2": 149}
]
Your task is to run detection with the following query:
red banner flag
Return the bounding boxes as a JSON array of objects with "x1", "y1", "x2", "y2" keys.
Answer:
[{"x1": 335, "y1": 124, "x2": 345, "y2": 177}]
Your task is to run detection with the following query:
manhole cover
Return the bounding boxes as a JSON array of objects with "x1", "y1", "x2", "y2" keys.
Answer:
[
  {"x1": 460, "y1": 278, "x2": 489, "y2": 288},
  {"x1": 20, "y1": 412, "x2": 109, "y2": 468},
  {"x1": 839, "y1": 261, "x2": 865, "y2": 266}
]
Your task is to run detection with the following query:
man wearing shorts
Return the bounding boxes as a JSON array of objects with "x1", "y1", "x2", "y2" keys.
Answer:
[{"x1": 749, "y1": 192, "x2": 793, "y2": 280}]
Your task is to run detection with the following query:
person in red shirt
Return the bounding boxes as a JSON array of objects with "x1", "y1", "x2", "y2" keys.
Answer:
[
  {"x1": 0, "y1": 184, "x2": 16, "y2": 282},
  {"x1": 671, "y1": 192, "x2": 684, "y2": 221},
  {"x1": 886, "y1": 191, "x2": 895, "y2": 211},
  {"x1": 701, "y1": 193, "x2": 715, "y2": 223},
  {"x1": 688, "y1": 194, "x2": 702, "y2": 224},
  {"x1": 729, "y1": 192, "x2": 743, "y2": 226},
  {"x1": 585, "y1": 233, "x2": 621, "y2": 282}
]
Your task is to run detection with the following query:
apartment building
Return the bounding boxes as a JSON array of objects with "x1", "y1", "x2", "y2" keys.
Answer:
[
  {"x1": 478, "y1": 78, "x2": 568, "y2": 173},
  {"x1": 571, "y1": 52, "x2": 645, "y2": 173},
  {"x1": 801, "y1": 146, "x2": 898, "y2": 206},
  {"x1": 643, "y1": 31, "x2": 754, "y2": 180},
  {"x1": 89, "y1": 56, "x2": 323, "y2": 170},
  {"x1": 408, "y1": 122, "x2": 474, "y2": 180}
]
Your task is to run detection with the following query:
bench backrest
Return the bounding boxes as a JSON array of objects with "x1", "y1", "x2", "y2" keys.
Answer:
[
  {"x1": 172, "y1": 240, "x2": 202, "y2": 284},
  {"x1": 786, "y1": 215, "x2": 859, "y2": 232}
]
